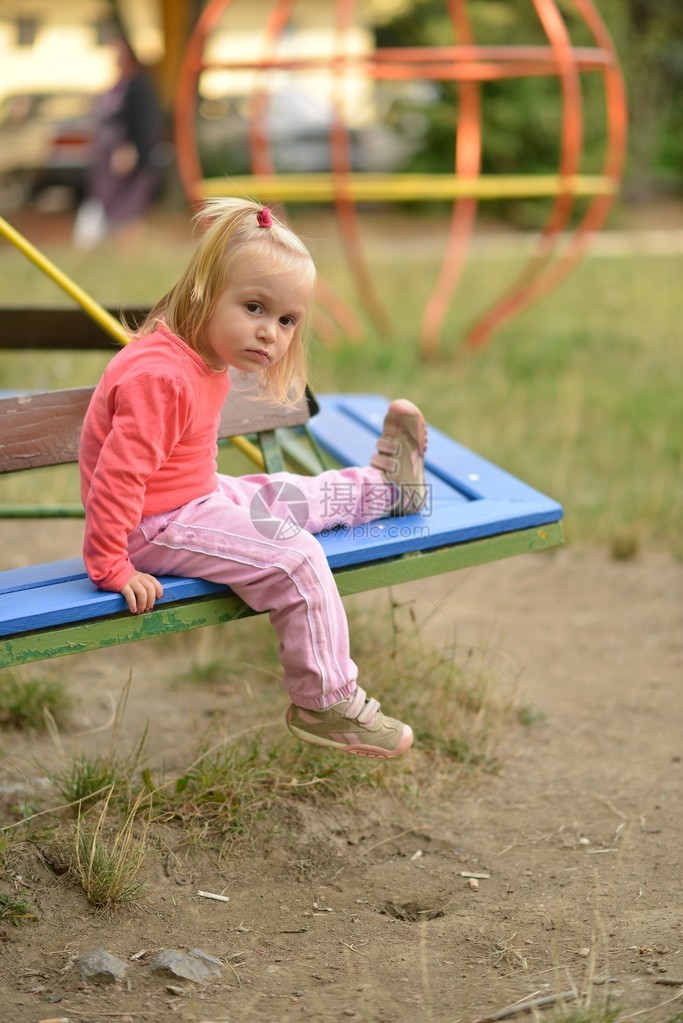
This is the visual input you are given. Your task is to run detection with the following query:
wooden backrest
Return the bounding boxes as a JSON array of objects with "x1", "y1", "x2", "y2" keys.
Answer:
[
  {"x1": 0, "y1": 371, "x2": 313, "y2": 474},
  {"x1": 0, "y1": 305, "x2": 148, "y2": 351}
]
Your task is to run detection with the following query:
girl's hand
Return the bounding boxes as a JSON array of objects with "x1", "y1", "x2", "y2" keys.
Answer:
[{"x1": 120, "y1": 572, "x2": 164, "y2": 614}]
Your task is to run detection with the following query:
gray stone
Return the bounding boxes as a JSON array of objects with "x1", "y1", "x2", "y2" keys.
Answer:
[
  {"x1": 79, "y1": 948, "x2": 128, "y2": 984},
  {"x1": 187, "y1": 948, "x2": 223, "y2": 971},
  {"x1": 150, "y1": 948, "x2": 222, "y2": 983}
]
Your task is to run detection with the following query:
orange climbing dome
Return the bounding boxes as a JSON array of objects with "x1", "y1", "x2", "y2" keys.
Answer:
[{"x1": 174, "y1": 0, "x2": 627, "y2": 355}]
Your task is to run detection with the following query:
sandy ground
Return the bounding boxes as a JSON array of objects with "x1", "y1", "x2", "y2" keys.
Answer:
[{"x1": 0, "y1": 517, "x2": 681, "y2": 1023}]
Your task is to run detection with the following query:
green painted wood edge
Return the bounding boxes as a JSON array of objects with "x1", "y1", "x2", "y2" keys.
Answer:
[
  {"x1": 334, "y1": 520, "x2": 563, "y2": 596},
  {"x1": 276, "y1": 427, "x2": 327, "y2": 475},
  {"x1": 0, "y1": 595, "x2": 260, "y2": 668},
  {"x1": 0, "y1": 505, "x2": 85, "y2": 518},
  {"x1": 302, "y1": 425, "x2": 334, "y2": 471},
  {"x1": 259, "y1": 430, "x2": 286, "y2": 473},
  {"x1": 0, "y1": 522, "x2": 562, "y2": 668}
]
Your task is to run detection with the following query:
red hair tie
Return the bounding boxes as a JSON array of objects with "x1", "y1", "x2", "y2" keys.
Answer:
[{"x1": 256, "y1": 206, "x2": 272, "y2": 228}]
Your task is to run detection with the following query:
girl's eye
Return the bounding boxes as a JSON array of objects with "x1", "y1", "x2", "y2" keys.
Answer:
[
  {"x1": 246, "y1": 302, "x2": 262, "y2": 313},
  {"x1": 280, "y1": 316, "x2": 296, "y2": 327}
]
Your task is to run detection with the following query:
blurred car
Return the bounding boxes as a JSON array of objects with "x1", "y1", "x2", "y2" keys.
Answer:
[
  {"x1": 0, "y1": 91, "x2": 98, "y2": 210},
  {"x1": 196, "y1": 85, "x2": 426, "y2": 180}
]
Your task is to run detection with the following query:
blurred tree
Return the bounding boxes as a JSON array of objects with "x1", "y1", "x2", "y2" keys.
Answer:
[
  {"x1": 604, "y1": 0, "x2": 683, "y2": 199},
  {"x1": 373, "y1": 0, "x2": 683, "y2": 213}
]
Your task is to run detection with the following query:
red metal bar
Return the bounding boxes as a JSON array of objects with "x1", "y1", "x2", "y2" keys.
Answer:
[
  {"x1": 195, "y1": 59, "x2": 613, "y2": 82},
  {"x1": 530, "y1": 0, "x2": 583, "y2": 241},
  {"x1": 464, "y1": 0, "x2": 584, "y2": 349},
  {"x1": 465, "y1": 0, "x2": 627, "y2": 348},
  {"x1": 420, "y1": 0, "x2": 480, "y2": 358},
  {"x1": 314, "y1": 277, "x2": 365, "y2": 344},
  {"x1": 174, "y1": 0, "x2": 232, "y2": 206},
  {"x1": 246, "y1": 0, "x2": 294, "y2": 174},
  {"x1": 328, "y1": 0, "x2": 393, "y2": 337},
  {"x1": 197, "y1": 44, "x2": 615, "y2": 73}
]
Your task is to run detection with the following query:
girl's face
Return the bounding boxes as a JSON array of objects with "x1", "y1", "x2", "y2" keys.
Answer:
[{"x1": 203, "y1": 259, "x2": 314, "y2": 373}]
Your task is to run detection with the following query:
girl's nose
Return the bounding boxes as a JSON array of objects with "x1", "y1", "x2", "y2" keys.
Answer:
[{"x1": 257, "y1": 318, "x2": 277, "y2": 342}]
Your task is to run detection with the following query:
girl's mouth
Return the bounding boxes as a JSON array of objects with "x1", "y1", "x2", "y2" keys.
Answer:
[{"x1": 246, "y1": 349, "x2": 270, "y2": 364}]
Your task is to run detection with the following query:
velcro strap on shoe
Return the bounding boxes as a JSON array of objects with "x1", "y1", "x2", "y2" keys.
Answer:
[
  {"x1": 370, "y1": 452, "x2": 399, "y2": 474},
  {"x1": 343, "y1": 686, "x2": 380, "y2": 726},
  {"x1": 375, "y1": 438, "x2": 400, "y2": 455}
]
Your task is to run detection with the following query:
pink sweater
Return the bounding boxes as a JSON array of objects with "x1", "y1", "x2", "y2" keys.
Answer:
[{"x1": 79, "y1": 324, "x2": 231, "y2": 591}]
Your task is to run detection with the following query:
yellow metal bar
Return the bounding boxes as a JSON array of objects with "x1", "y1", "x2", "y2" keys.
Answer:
[
  {"x1": 202, "y1": 172, "x2": 617, "y2": 203},
  {"x1": 230, "y1": 433, "x2": 265, "y2": 469},
  {"x1": 0, "y1": 215, "x2": 130, "y2": 345},
  {"x1": 0, "y1": 215, "x2": 265, "y2": 470}
]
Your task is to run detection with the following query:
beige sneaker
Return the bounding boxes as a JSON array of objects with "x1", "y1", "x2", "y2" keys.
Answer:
[
  {"x1": 370, "y1": 398, "x2": 428, "y2": 514},
  {"x1": 285, "y1": 686, "x2": 414, "y2": 759}
]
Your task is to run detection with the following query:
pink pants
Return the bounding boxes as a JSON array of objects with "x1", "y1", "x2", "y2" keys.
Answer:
[{"x1": 127, "y1": 467, "x2": 393, "y2": 710}]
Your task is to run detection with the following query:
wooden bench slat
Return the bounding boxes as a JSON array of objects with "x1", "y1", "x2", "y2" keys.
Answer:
[
  {"x1": 0, "y1": 557, "x2": 85, "y2": 594},
  {"x1": 0, "y1": 488, "x2": 560, "y2": 638},
  {"x1": 317, "y1": 394, "x2": 558, "y2": 504},
  {"x1": 0, "y1": 574, "x2": 228, "y2": 636},
  {"x1": 302, "y1": 400, "x2": 465, "y2": 503},
  {"x1": 0, "y1": 395, "x2": 562, "y2": 640},
  {"x1": 0, "y1": 524, "x2": 564, "y2": 668},
  {"x1": 0, "y1": 372, "x2": 312, "y2": 474},
  {"x1": 0, "y1": 305, "x2": 149, "y2": 350},
  {"x1": 0, "y1": 388, "x2": 93, "y2": 471}
]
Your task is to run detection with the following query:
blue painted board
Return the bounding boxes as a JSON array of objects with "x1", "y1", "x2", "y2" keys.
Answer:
[
  {"x1": 0, "y1": 393, "x2": 562, "y2": 638},
  {"x1": 315, "y1": 394, "x2": 559, "y2": 504},
  {"x1": 308, "y1": 403, "x2": 463, "y2": 504},
  {"x1": 0, "y1": 573, "x2": 228, "y2": 636},
  {"x1": 0, "y1": 557, "x2": 84, "y2": 594}
]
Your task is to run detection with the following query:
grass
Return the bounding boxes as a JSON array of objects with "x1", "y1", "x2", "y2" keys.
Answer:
[
  {"x1": 0, "y1": 832, "x2": 11, "y2": 877},
  {"x1": 558, "y1": 1011, "x2": 619, "y2": 1023},
  {"x1": 0, "y1": 671, "x2": 70, "y2": 730},
  {"x1": 48, "y1": 752, "x2": 126, "y2": 811},
  {"x1": 0, "y1": 210, "x2": 680, "y2": 553},
  {"x1": 310, "y1": 248, "x2": 682, "y2": 556},
  {"x1": 45, "y1": 672, "x2": 147, "y2": 812},
  {"x1": 149, "y1": 736, "x2": 273, "y2": 848},
  {"x1": 0, "y1": 892, "x2": 38, "y2": 926},
  {"x1": 131, "y1": 722, "x2": 392, "y2": 853},
  {"x1": 0, "y1": 594, "x2": 522, "y2": 865},
  {"x1": 71, "y1": 791, "x2": 149, "y2": 909},
  {"x1": 136, "y1": 594, "x2": 525, "y2": 849}
]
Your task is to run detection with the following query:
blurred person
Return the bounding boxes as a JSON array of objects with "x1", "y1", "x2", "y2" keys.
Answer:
[{"x1": 73, "y1": 36, "x2": 161, "y2": 249}]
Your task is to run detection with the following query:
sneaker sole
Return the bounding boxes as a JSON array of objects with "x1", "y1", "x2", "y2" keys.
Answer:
[
  {"x1": 386, "y1": 398, "x2": 428, "y2": 456},
  {"x1": 384, "y1": 399, "x2": 428, "y2": 514}
]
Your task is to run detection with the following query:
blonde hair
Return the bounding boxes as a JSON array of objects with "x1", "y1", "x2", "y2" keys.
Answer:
[{"x1": 138, "y1": 197, "x2": 315, "y2": 406}]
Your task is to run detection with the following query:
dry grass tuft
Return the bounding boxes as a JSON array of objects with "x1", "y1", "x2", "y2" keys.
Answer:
[{"x1": 71, "y1": 790, "x2": 149, "y2": 909}]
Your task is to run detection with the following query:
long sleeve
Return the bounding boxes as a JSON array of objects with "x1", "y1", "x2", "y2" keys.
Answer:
[
  {"x1": 83, "y1": 372, "x2": 193, "y2": 591},
  {"x1": 79, "y1": 327, "x2": 230, "y2": 592}
]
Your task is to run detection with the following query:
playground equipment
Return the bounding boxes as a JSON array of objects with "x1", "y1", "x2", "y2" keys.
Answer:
[
  {"x1": 174, "y1": 0, "x2": 626, "y2": 356},
  {"x1": 0, "y1": 214, "x2": 562, "y2": 667}
]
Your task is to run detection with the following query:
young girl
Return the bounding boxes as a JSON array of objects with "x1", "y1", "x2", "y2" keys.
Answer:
[{"x1": 79, "y1": 198, "x2": 428, "y2": 759}]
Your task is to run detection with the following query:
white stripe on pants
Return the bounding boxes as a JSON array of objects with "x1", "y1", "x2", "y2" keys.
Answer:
[{"x1": 126, "y1": 466, "x2": 394, "y2": 709}]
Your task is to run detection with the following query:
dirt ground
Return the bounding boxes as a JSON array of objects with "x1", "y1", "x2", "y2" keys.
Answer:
[{"x1": 0, "y1": 519, "x2": 682, "y2": 1023}]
